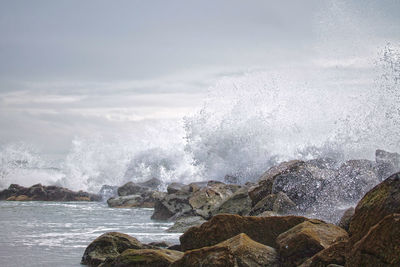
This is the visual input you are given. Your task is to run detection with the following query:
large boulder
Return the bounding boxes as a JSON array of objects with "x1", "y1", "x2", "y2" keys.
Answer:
[
  {"x1": 276, "y1": 220, "x2": 348, "y2": 267},
  {"x1": 299, "y1": 241, "x2": 347, "y2": 267},
  {"x1": 171, "y1": 233, "x2": 279, "y2": 267},
  {"x1": 101, "y1": 248, "x2": 183, "y2": 267},
  {"x1": 211, "y1": 186, "x2": 252, "y2": 216},
  {"x1": 166, "y1": 216, "x2": 206, "y2": 233},
  {"x1": 81, "y1": 232, "x2": 147, "y2": 266},
  {"x1": 375, "y1": 149, "x2": 400, "y2": 181},
  {"x1": 188, "y1": 181, "x2": 241, "y2": 219},
  {"x1": 248, "y1": 160, "x2": 303, "y2": 206},
  {"x1": 98, "y1": 185, "x2": 118, "y2": 201},
  {"x1": 179, "y1": 214, "x2": 308, "y2": 251},
  {"x1": 249, "y1": 192, "x2": 296, "y2": 216},
  {"x1": 107, "y1": 191, "x2": 165, "y2": 208},
  {"x1": 151, "y1": 192, "x2": 193, "y2": 221},
  {"x1": 117, "y1": 179, "x2": 160, "y2": 197},
  {"x1": 346, "y1": 213, "x2": 400, "y2": 267},
  {"x1": 348, "y1": 172, "x2": 400, "y2": 247}
]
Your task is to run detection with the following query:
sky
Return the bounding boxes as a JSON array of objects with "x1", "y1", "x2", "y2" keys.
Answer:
[{"x1": 0, "y1": 0, "x2": 399, "y2": 157}]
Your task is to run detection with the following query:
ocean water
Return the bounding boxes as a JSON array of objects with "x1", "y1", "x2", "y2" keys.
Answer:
[{"x1": 0, "y1": 201, "x2": 179, "y2": 267}]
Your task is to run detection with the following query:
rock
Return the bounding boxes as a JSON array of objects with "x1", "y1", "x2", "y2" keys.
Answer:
[
  {"x1": 0, "y1": 183, "x2": 101, "y2": 202},
  {"x1": 180, "y1": 214, "x2": 308, "y2": 251},
  {"x1": 348, "y1": 172, "x2": 400, "y2": 247},
  {"x1": 257, "y1": 211, "x2": 279, "y2": 217},
  {"x1": 375, "y1": 149, "x2": 400, "y2": 181},
  {"x1": 188, "y1": 181, "x2": 241, "y2": 219},
  {"x1": 248, "y1": 160, "x2": 303, "y2": 206},
  {"x1": 147, "y1": 241, "x2": 171, "y2": 248},
  {"x1": 346, "y1": 213, "x2": 400, "y2": 267},
  {"x1": 108, "y1": 191, "x2": 166, "y2": 208},
  {"x1": 151, "y1": 192, "x2": 193, "y2": 221},
  {"x1": 249, "y1": 192, "x2": 296, "y2": 216},
  {"x1": 98, "y1": 185, "x2": 118, "y2": 201},
  {"x1": 81, "y1": 232, "x2": 147, "y2": 266},
  {"x1": 223, "y1": 174, "x2": 239, "y2": 184},
  {"x1": 138, "y1": 177, "x2": 162, "y2": 189},
  {"x1": 337, "y1": 207, "x2": 354, "y2": 231},
  {"x1": 166, "y1": 216, "x2": 206, "y2": 233},
  {"x1": 276, "y1": 220, "x2": 349, "y2": 267},
  {"x1": 171, "y1": 233, "x2": 279, "y2": 267},
  {"x1": 299, "y1": 241, "x2": 347, "y2": 267},
  {"x1": 211, "y1": 186, "x2": 252, "y2": 216},
  {"x1": 330, "y1": 159, "x2": 379, "y2": 203},
  {"x1": 167, "y1": 244, "x2": 181, "y2": 251},
  {"x1": 167, "y1": 183, "x2": 187, "y2": 194},
  {"x1": 102, "y1": 248, "x2": 183, "y2": 267},
  {"x1": 117, "y1": 182, "x2": 149, "y2": 197}
]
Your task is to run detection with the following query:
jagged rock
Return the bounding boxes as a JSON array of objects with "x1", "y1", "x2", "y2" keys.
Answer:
[
  {"x1": 167, "y1": 183, "x2": 187, "y2": 194},
  {"x1": 299, "y1": 241, "x2": 347, "y2": 267},
  {"x1": 179, "y1": 214, "x2": 308, "y2": 251},
  {"x1": 330, "y1": 159, "x2": 378, "y2": 203},
  {"x1": 257, "y1": 211, "x2": 279, "y2": 217},
  {"x1": 147, "y1": 241, "x2": 172, "y2": 248},
  {"x1": 248, "y1": 160, "x2": 303, "y2": 206},
  {"x1": 188, "y1": 181, "x2": 241, "y2": 219},
  {"x1": 348, "y1": 172, "x2": 400, "y2": 247},
  {"x1": 211, "y1": 186, "x2": 252, "y2": 216},
  {"x1": 81, "y1": 232, "x2": 147, "y2": 266},
  {"x1": 223, "y1": 174, "x2": 239, "y2": 184},
  {"x1": 108, "y1": 191, "x2": 165, "y2": 208},
  {"x1": 249, "y1": 194, "x2": 277, "y2": 215},
  {"x1": 0, "y1": 183, "x2": 101, "y2": 201},
  {"x1": 171, "y1": 233, "x2": 279, "y2": 267},
  {"x1": 151, "y1": 192, "x2": 193, "y2": 221},
  {"x1": 337, "y1": 207, "x2": 354, "y2": 231},
  {"x1": 166, "y1": 216, "x2": 206, "y2": 233},
  {"x1": 249, "y1": 192, "x2": 296, "y2": 216},
  {"x1": 117, "y1": 178, "x2": 161, "y2": 197},
  {"x1": 276, "y1": 220, "x2": 348, "y2": 267},
  {"x1": 346, "y1": 213, "x2": 400, "y2": 267},
  {"x1": 101, "y1": 248, "x2": 183, "y2": 267},
  {"x1": 375, "y1": 149, "x2": 400, "y2": 181}
]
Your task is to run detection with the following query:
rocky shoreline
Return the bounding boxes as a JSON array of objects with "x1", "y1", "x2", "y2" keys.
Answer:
[
  {"x1": 81, "y1": 171, "x2": 400, "y2": 266},
  {"x1": 77, "y1": 149, "x2": 400, "y2": 266}
]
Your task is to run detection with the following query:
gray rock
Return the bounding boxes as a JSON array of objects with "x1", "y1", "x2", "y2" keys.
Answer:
[
  {"x1": 166, "y1": 216, "x2": 206, "y2": 233},
  {"x1": 337, "y1": 207, "x2": 354, "y2": 231},
  {"x1": 211, "y1": 186, "x2": 252, "y2": 216},
  {"x1": 375, "y1": 149, "x2": 400, "y2": 181}
]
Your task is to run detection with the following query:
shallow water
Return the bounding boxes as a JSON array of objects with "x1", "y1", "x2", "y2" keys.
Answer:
[{"x1": 0, "y1": 201, "x2": 180, "y2": 267}]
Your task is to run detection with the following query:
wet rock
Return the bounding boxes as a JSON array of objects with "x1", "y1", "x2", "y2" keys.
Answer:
[
  {"x1": 166, "y1": 183, "x2": 187, "y2": 194},
  {"x1": 0, "y1": 183, "x2": 101, "y2": 201},
  {"x1": 138, "y1": 177, "x2": 162, "y2": 189},
  {"x1": 171, "y1": 233, "x2": 279, "y2": 267},
  {"x1": 166, "y1": 216, "x2": 206, "y2": 233},
  {"x1": 346, "y1": 213, "x2": 400, "y2": 267},
  {"x1": 102, "y1": 248, "x2": 183, "y2": 267},
  {"x1": 299, "y1": 241, "x2": 347, "y2": 267},
  {"x1": 276, "y1": 220, "x2": 348, "y2": 267},
  {"x1": 180, "y1": 214, "x2": 308, "y2": 251},
  {"x1": 81, "y1": 232, "x2": 147, "y2": 266},
  {"x1": 330, "y1": 159, "x2": 379, "y2": 203},
  {"x1": 211, "y1": 186, "x2": 252, "y2": 216},
  {"x1": 348, "y1": 172, "x2": 400, "y2": 247},
  {"x1": 375, "y1": 149, "x2": 400, "y2": 181},
  {"x1": 249, "y1": 192, "x2": 296, "y2": 216},
  {"x1": 257, "y1": 211, "x2": 279, "y2": 217},
  {"x1": 337, "y1": 207, "x2": 354, "y2": 231},
  {"x1": 167, "y1": 244, "x2": 181, "y2": 251},
  {"x1": 117, "y1": 178, "x2": 161, "y2": 197},
  {"x1": 188, "y1": 181, "x2": 241, "y2": 219},
  {"x1": 223, "y1": 174, "x2": 239, "y2": 184},
  {"x1": 108, "y1": 191, "x2": 166, "y2": 208},
  {"x1": 147, "y1": 241, "x2": 171, "y2": 248},
  {"x1": 151, "y1": 192, "x2": 193, "y2": 221},
  {"x1": 248, "y1": 160, "x2": 303, "y2": 206}
]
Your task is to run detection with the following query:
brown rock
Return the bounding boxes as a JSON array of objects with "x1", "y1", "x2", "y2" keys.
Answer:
[
  {"x1": 348, "y1": 172, "x2": 400, "y2": 247},
  {"x1": 171, "y1": 233, "x2": 279, "y2": 267},
  {"x1": 276, "y1": 220, "x2": 348, "y2": 267},
  {"x1": 337, "y1": 207, "x2": 354, "y2": 232},
  {"x1": 102, "y1": 248, "x2": 183, "y2": 267},
  {"x1": 299, "y1": 241, "x2": 347, "y2": 267},
  {"x1": 346, "y1": 213, "x2": 400, "y2": 267},
  {"x1": 81, "y1": 232, "x2": 146, "y2": 266},
  {"x1": 179, "y1": 214, "x2": 308, "y2": 251}
]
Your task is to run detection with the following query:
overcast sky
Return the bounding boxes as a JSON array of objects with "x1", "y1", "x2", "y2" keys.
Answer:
[{"x1": 0, "y1": 0, "x2": 399, "y2": 157}]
